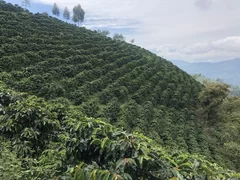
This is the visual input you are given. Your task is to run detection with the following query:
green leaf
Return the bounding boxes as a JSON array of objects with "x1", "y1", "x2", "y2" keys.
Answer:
[
  {"x1": 101, "y1": 137, "x2": 109, "y2": 149},
  {"x1": 90, "y1": 138, "x2": 102, "y2": 146},
  {"x1": 90, "y1": 169, "x2": 97, "y2": 180},
  {"x1": 179, "y1": 162, "x2": 192, "y2": 169},
  {"x1": 103, "y1": 172, "x2": 111, "y2": 180},
  {"x1": 74, "y1": 169, "x2": 85, "y2": 180},
  {"x1": 138, "y1": 156, "x2": 144, "y2": 169},
  {"x1": 74, "y1": 162, "x2": 85, "y2": 180},
  {"x1": 116, "y1": 159, "x2": 124, "y2": 170}
]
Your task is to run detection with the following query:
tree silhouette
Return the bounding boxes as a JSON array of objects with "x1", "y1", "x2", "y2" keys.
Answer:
[
  {"x1": 113, "y1": 33, "x2": 125, "y2": 41},
  {"x1": 72, "y1": 4, "x2": 85, "y2": 26},
  {"x1": 21, "y1": 0, "x2": 30, "y2": 9},
  {"x1": 63, "y1": 7, "x2": 70, "y2": 22},
  {"x1": 52, "y1": 3, "x2": 60, "y2": 17}
]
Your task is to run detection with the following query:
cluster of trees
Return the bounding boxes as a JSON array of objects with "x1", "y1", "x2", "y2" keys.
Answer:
[
  {"x1": 193, "y1": 73, "x2": 240, "y2": 97},
  {"x1": 0, "y1": 0, "x2": 240, "y2": 175},
  {"x1": 193, "y1": 73, "x2": 240, "y2": 170},
  {"x1": 97, "y1": 30, "x2": 133, "y2": 43},
  {"x1": 22, "y1": 0, "x2": 131, "y2": 42},
  {"x1": 22, "y1": 0, "x2": 132, "y2": 42},
  {"x1": 21, "y1": 0, "x2": 85, "y2": 26},
  {"x1": 52, "y1": 3, "x2": 85, "y2": 26},
  {"x1": 0, "y1": 81, "x2": 239, "y2": 179}
]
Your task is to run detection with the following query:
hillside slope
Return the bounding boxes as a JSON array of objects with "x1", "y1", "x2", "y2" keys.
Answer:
[
  {"x1": 0, "y1": 0, "x2": 205, "y2": 154},
  {"x1": 1, "y1": 81, "x2": 239, "y2": 179},
  {"x1": 1, "y1": 0, "x2": 240, "y2": 174},
  {"x1": 171, "y1": 59, "x2": 240, "y2": 86}
]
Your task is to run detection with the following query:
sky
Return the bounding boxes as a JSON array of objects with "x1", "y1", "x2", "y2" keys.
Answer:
[{"x1": 6, "y1": 0, "x2": 240, "y2": 62}]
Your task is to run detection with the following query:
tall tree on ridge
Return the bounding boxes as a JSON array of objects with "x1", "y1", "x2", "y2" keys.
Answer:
[
  {"x1": 63, "y1": 7, "x2": 70, "y2": 22},
  {"x1": 22, "y1": 0, "x2": 30, "y2": 9},
  {"x1": 52, "y1": 3, "x2": 60, "y2": 17},
  {"x1": 72, "y1": 4, "x2": 85, "y2": 26},
  {"x1": 97, "y1": 30, "x2": 110, "y2": 37},
  {"x1": 113, "y1": 33, "x2": 125, "y2": 41}
]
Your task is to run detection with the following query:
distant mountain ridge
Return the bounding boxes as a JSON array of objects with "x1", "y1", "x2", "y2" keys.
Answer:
[{"x1": 171, "y1": 59, "x2": 240, "y2": 86}]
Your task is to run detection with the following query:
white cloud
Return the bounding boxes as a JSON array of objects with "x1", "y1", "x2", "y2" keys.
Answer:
[
  {"x1": 156, "y1": 36, "x2": 240, "y2": 62},
  {"x1": 31, "y1": 0, "x2": 240, "y2": 62}
]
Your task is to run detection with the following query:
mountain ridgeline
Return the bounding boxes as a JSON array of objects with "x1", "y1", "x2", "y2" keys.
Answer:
[
  {"x1": 171, "y1": 59, "x2": 240, "y2": 86},
  {"x1": 0, "y1": 1, "x2": 240, "y2": 179}
]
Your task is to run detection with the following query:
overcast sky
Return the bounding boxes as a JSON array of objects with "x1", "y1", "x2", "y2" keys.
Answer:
[{"x1": 7, "y1": 0, "x2": 240, "y2": 62}]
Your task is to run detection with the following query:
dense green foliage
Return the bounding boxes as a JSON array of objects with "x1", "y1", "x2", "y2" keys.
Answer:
[
  {"x1": 0, "y1": 1, "x2": 240, "y2": 178},
  {"x1": 0, "y1": 81, "x2": 239, "y2": 179},
  {"x1": 0, "y1": 0, "x2": 203, "y2": 153},
  {"x1": 193, "y1": 74, "x2": 240, "y2": 171},
  {"x1": 193, "y1": 74, "x2": 240, "y2": 97}
]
